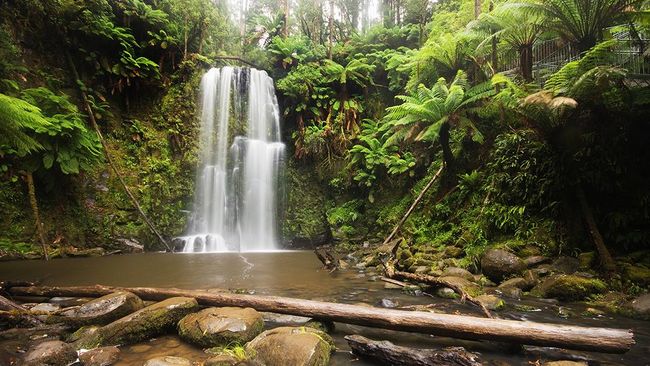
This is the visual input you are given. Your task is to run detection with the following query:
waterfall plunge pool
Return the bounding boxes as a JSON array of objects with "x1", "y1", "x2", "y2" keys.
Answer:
[{"x1": 0, "y1": 252, "x2": 648, "y2": 365}]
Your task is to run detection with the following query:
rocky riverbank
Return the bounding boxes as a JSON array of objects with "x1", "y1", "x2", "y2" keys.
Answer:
[{"x1": 6, "y1": 291, "x2": 336, "y2": 366}]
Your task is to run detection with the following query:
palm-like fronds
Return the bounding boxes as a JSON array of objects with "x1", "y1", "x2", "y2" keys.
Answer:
[
  {"x1": 384, "y1": 70, "x2": 498, "y2": 150},
  {"x1": 0, "y1": 93, "x2": 50, "y2": 157},
  {"x1": 509, "y1": 0, "x2": 645, "y2": 50},
  {"x1": 545, "y1": 40, "x2": 622, "y2": 93}
]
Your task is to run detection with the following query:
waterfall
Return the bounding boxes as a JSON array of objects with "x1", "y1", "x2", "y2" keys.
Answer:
[{"x1": 179, "y1": 67, "x2": 285, "y2": 253}]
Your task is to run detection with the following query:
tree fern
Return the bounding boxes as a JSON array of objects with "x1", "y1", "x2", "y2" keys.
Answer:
[{"x1": 0, "y1": 93, "x2": 50, "y2": 157}]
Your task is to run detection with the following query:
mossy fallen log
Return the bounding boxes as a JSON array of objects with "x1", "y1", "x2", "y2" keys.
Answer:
[{"x1": 7, "y1": 284, "x2": 634, "y2": 353}]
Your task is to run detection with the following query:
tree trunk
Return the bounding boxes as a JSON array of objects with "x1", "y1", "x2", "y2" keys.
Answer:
[
  {"x1": 346, "y1": 335, "x2": 482, "y2": 366},
  {"x1": 520, "y1": 45, "x2": 533, "y2": 82},
  {"x1": 439, "y1": 121, "x2": 454, "y2": 169},
  {"x1": 183, "y1": 27, "x2": 188, "y2": 60},
  {"x1": 328, "y1": 0, "x2": 334, "y2": 59},
  {"x1": 64, "y1": 51, "x2": 171, "y2": 252},
  {"x1": 576, "y1": 187, "x2": 616, "y2": 274},
  {"x1": 474, "y1": 0, "x2": 481, "y2": 19},
  {"x1": 381, "y1": 165, "x2": 444, "y2": 248},
  {"x1": 8, "y1": 285, "x2": 634, "y2": 353},
  {"x1": 25, "y1": 172, "x2": 48, "y2": 260}
]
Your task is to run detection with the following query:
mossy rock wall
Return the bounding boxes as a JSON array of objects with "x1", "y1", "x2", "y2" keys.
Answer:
[{"x1": 282, "y1": 160, "x2": 331, "y2": 248}]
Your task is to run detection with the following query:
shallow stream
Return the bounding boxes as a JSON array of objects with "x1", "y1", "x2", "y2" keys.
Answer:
[{"x1": 0, "y1": 252, "x2": 648, "y2": 365}]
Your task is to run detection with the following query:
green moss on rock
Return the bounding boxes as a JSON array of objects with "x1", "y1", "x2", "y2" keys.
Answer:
[
  {"x1": 531, "y1": 275, "x2": 607, "y2": 301},
  {"x1": 178, "y1": 307, "x2": 264, "y2": 348}
]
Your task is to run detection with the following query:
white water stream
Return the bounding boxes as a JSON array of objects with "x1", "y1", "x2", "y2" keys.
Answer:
[{"x1": 179, "y1": 67, "x2": 284, "y2": 252}]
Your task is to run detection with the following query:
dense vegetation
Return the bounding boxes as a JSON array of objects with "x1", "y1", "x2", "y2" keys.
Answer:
[{"x1": 1, "y1": 0, "x2": 649, "y2": 290}]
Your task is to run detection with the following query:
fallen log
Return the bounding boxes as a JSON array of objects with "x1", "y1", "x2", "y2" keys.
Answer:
[
  {"x1": 0, "y1": 295, "x2": 42, "y2": 326},
  {"x1": 345, "y1": 335, "x2": 481, "y2": 366},
  {"x1": 8, "y1": 285, "x2": 634, "y2": 353}
]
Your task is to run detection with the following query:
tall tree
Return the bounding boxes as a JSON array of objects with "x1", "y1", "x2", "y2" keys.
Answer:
[{"x1": 385, "y1": 70, "x2": 496, "y2": 171}]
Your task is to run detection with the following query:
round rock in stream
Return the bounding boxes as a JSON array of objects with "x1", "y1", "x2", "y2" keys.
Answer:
[
  {"x1": 480, "y1": 249, "x2": 526, "y2": 282},
  {"x1": 50, "y1": 291, "x2": 144, "y2": 326},
  {"x1": 178, "y1": 307, "x2": 264, "y2": 347},
  {"x1": 246, "y1": 326, "x2": 335, "y2": 366},
  {"x1": 23, "y1": 340, "x2": 77, "y2": 366},
  {"x1": 79, "y1": 346, "x2": 121, "y2": 366},
  {"x1": 143, "y1": 356, "x2": 192, "y2": 366}
]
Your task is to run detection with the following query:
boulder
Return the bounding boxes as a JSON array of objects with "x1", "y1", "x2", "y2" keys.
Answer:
[
  {"x1": 89, "y1": 297, "x2": 198, "y2": 346},
  {"x1": 23, "y1": 340, "x2": 76, "y2": 366},
  {"x1": 79, "y1": 346, "x2": 120, "y2": 366},
  {"x1": 474, "y1": 295, "x2": 505, "y2": 311},
  {"x1": 413, "y1": 266, "x2": 430, "y2": 274},
  {"x1": 530, "y1": 275, "x2": 606, "y2": 301},
  {"x1": 498, "y1": 277, "x2": 528, "y2": 290},
  {"x1": 443, "y1": 246, "x2": 464, "y2": 258},
  {"x1": 439, "y1": 276, "x2": 482, "y2": 297},
  {"x1": 435, "y1": 287, "x2": 458, "y2": 299},
  {"x1": 578, "y1": 252, "x2": 596, "y2": 270},
  {"x1": 51, "y1": 291, "x2": 144, "y2": 326},
  {"x1": 523, "y1": 269, "x2": 540, "y2": 289},
  {"x1": 631, "y1": 293, "x2": 650, "y2": 320},
  {"x1": 49, "y1": 297, "x2": 92, "y2": 307},
  {"x1": 623, "y1": 265, "x2": 650, "y2": 286},
  {"x1": 246, "y1": 326, "x2": 334, "y2": 366},
  {"x1": 379, "y1": 298, "x2": 398, "y2": 308},
  {"x1": 178, "y1": 307, "x2": 263, "y2": 347},
  {"x1": 441, "y1": 267, "x2": 475, "y2": 281},
  {"x1": 204, "y1": 354, "x2": 239, "y2": 366},
  {"x1": 550, "y1": 256, "x2": 580, "y2": 274},
  {"x1": 304, "y1": 319, "x2": 335, "y2": 333},
  {"x1": 524, "y1": 256, "x2": 550, "y2": 268},
  {"x1": 498, "y1": 286, "x2": 522, "y2": 299},
  {"x1": 481, "y1": 249, "x2": 526, "y2": 282},
  {"x1": 143, "y1": 356, "x2": 192, "y2": 366}
]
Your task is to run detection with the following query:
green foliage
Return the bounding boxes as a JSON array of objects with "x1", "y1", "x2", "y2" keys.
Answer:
[
  {"x1": 383, "y1": 70, "x2": 499, "y2": 166},
  {"x1": 327, "y1": 200, "x2": 362, "y2": 227},
  {"x1": 512, "y1": 0, "x2": 646, "y2": 50},
  {"x1": 0, "y1": 93, "x2": 51, "y2": 158},
  {"x1": 19, "y1": 87, "x2": 103, "y2": 175},
  {"x1": 348, "y1": 120, "x2": 416, "y2": 187}
]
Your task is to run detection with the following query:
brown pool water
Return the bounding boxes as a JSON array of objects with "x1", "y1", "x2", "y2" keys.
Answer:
[{"x1": 0, "y1": 252, "x2": 648, "y2": 365}]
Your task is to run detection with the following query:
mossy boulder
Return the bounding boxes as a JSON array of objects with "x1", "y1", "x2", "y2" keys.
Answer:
[
  {"x1": 480, "y1": 249, "x2": 526, "y2": 282},
  {"x1": 550, "y1": 256, "x2": 580, "y2": 274},
  {"x1": 50, "y1": 291, "x2": 144, "y2": 326},
  {"x1": 623, "y1": 265, "x2": 650, "y2": 286},
  {"x1": 88, "y1": 297, "x2": 198, "y2": 346},
  {"x1": 439, "y1": 276, "x2": 482, "y2": 297},
  {"x1": 474, "y1": 295, "x2": 505, "y2": 311},
  {"x1": 204, "y1": 354, "x2": 239, "y2": 366},
  {"x1": 177, "y1": 307, "x2": 263, "y2": 347},
  {"x1": 23, "y1": 340, "x2": 76, "y2": 366},
  {"x1": 578, "y1": 252, "x2": 596, "y2": 270},
  {"x1": 531, "y1": 275, "x2": 607, "y2": 301},
  {"x1": 246, "y1": 326, "x2": 334, "y2": 366},
  {"x1": 441, "y1": 267, "x2": 474, "y2": 281}
]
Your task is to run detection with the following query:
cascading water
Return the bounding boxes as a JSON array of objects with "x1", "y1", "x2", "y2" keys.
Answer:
[{"x1": 179, "y1": 67, "x2": 285, "y2": 253}]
